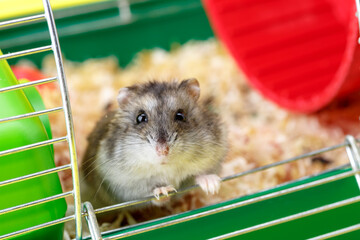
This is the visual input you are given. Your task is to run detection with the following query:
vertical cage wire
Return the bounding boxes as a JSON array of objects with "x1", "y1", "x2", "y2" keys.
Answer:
[
  {"x1": 42, "y1": 0, "x2": 83, "y2": 238},
  {"x1": 83, "y1": 202, "x2": 102, "y2": 240},
  {"x1": 346, "y1": 135, "x2": 360, "y2": 190}
]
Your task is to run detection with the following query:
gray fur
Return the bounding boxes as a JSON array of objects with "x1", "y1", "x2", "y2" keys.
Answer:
[{"x1": 80, "y1": 79, "x2": 227, "y2": 208}]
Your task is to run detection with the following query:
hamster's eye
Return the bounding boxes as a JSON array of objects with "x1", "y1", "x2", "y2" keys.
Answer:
[
  {"x1": 174, "y1": 109, "x2": 186, "y2": 122},
  {"x1": 136, "y1": 111, "x2": 148, "y2": 124}
]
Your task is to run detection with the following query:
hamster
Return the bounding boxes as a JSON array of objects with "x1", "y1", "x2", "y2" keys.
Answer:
[{"x1": 80, "y1": 78, "x2": 227, "y2": 208}]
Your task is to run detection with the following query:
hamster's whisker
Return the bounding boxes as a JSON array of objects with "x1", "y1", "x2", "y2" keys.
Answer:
[
  {"x1": 145, "y1": 135, "x2": 157, "y2": 147},
  {"x1": 106, "y1": 182, "x2": 115, "y2": 199},
  {"x1": 122, "y1": 142, "x2": 148, "y2": 147},
  {"x1": 146, "y1": 135, "x2": 152, "y2": 144},
  {"x1": 81, "y1": 157, "x2": 117, "y2": 180},
  {"x1": 80, "y1": 155, "x2": 99, "y2": 172},
  {"x1": 93, "y1": 176, "x2": 107, "y2": 200},
  {"x1": 169, "y1": 132, "x2": 178, "y2": 143}
]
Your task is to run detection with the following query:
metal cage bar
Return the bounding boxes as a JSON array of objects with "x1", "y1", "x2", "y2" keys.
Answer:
[
  {"x1": 0, "y1": 136, "x2": 67, "y2": 157},
  {"x1": 232, "y1": 136, "x2": 358, "y2": 240},
  {"x1": 0, "y1": 76, "x2": 57, "y2": 93},
  {"x1": 0, "y1": 215, "x2": 74, "y2": 240},
  {"x1": 92, "y1": 140, "x2": 354, "y2": 216},
  {"x1": 210, "y1": 196, "x2": 360, "y2": 239},
  {"x1": 0, "y1": 45, "x2": 52, "y2": 60},
  {"x1": 346, "y1": 135, "x2": 360, "y2": 190},
  {"x1": 88, "y1": 167, "x2": 352, "y2": 239},
  {"x1": 42, "y1": 0, "x2": 83, "y2": 239},
  {"x1": 0, "y1": 191, "x2": 73, "y2": 216},
  {"x1": 0, "y1": 0, "x2": 83, "y2": 239},
  {"x1": 0, "y1": 106, "x2": 63, "y2": 124},
  {"x1": 0, "y1": 14, "x2": 45, "y2": 28},
  {"x1": 83, "y1": 202, "x2": 103, "y2": 240},
  {"x1": 82, "y1": 138, "x2": 360, "y2": 240},
  {"x1": 93, "y1": 162, "x2": 360, "y2": 239},
  {"x1": 309, "y1": 223, "x2": 360, "y2": 240},
  {"x1": 0, "y1": 164, "x2": 71, "y2": 187}
]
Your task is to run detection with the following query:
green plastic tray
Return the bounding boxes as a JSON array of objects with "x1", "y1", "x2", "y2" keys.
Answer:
[{"x1": 102, "y1": 167, "x2": 360, "y2": 239}]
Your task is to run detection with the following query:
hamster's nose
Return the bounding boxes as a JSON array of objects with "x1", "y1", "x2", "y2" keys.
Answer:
[{"x1": 156, "y1": 143, "x2": 169, "y2": 157}]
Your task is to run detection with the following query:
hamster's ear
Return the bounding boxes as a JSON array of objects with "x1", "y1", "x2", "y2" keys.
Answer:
[
  {"x1": 117, "y1": 87, "x2": 130, "y2": 106},
  {"x1": 179, "y1": 78, "x2": 200, "y2": 101}
]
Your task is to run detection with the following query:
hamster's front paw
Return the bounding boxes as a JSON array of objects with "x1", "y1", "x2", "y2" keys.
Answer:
[
  {"x1": 195, "y1": 174, "x2": 221, "y2": 195},
  {"x1": 152, "y1": 185, "x2": 177, "y2": 206}
]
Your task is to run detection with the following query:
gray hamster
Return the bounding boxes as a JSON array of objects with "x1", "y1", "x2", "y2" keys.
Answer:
[{"x1": 80, "y1": 78, "x2": 227, "y2": 208}]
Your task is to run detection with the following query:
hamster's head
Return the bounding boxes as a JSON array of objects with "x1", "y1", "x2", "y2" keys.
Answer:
[{"x1": 110, "y1": 78, "x2": 224, "y2": 167}]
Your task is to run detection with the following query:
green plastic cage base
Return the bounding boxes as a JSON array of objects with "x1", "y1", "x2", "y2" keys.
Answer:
[{"x1": 99, "y1": 166, "x2": 360, "y2": 240}]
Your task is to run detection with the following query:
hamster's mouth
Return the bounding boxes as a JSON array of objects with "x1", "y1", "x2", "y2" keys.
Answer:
[
  {"x1": 160, "y1": 157, "x2": 168, "y2": 165},
  {"x1": 158, "y1": 155, "x2": 169, "y2": 165}
]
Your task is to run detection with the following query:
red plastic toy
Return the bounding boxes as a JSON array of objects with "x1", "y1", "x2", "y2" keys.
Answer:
[
  {"x1": 203, "y1": 0, "x2": 360, "y2": 112},
  {"x1": 11, "y1": 65, "x2": 55, "y2": 90}
]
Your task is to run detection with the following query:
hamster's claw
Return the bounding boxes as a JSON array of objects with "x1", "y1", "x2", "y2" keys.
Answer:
[
  {"x1": 153, "y1": 185, "x2": 177, "y2": 200},
  {"x1": 152, "y1": 185, "x2": 177, "y2": 206},
  {"x1": 196, "y1": 174, "x2": 221, "y2": 195}
]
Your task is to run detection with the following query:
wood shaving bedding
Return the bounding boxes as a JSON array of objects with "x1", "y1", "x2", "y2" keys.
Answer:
[{"x1": 35, "y1": 39, "x2": 359, "y2": 236}]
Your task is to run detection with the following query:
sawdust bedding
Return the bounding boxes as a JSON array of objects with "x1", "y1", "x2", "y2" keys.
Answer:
[{"x1": 32, "y1": 39, "x2": 359, "y2": 235}]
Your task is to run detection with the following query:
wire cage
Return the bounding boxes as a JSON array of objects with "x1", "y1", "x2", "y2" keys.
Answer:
[
  {"x1": 1, "y1": 0, "x2": 360, "y2": 240},
  {"x1": 0, "y1": 0, "x2": 82, "y2": 239}
]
